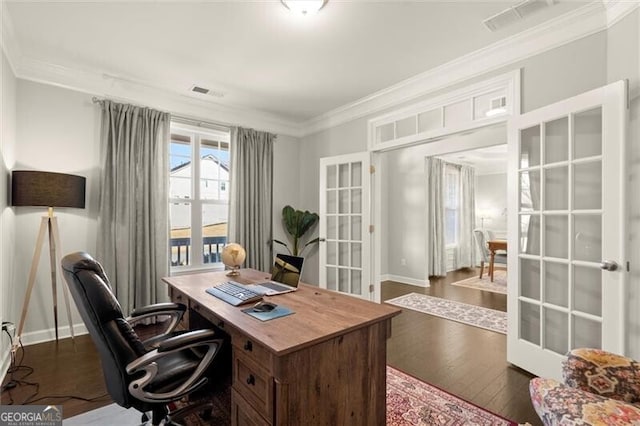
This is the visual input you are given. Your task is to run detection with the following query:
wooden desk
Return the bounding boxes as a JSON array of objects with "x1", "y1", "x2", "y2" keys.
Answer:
[
  {"x1": 487, "y1": 240, "x2": 507, "y2": 282},
  {"x1": 163, "y1": 269, "x2": 401, "y2": 426}
]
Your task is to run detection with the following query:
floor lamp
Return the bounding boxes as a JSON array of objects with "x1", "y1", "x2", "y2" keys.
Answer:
[{"x1": 11, "y1": 170, "x2": 86, "y2": 351}]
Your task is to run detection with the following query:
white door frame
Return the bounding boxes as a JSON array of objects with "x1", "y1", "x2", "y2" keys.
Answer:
[{"x1": 369, "y1": 71, "x2": 521, "y2": 302}]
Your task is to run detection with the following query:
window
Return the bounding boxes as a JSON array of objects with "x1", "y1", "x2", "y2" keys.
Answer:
[
  {"x1": 444, "y1": 165, "x2": 460, "y2": 247},
  {"x1": 169, "y1": 123, "x2": 230, "y2": 269}
]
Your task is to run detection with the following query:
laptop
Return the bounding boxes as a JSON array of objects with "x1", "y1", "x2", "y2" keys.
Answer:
[{"x1": 247, "y1": 253, "x2": 304, "y2": 296}]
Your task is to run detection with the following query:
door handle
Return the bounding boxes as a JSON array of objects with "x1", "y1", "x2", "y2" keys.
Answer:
[{"x1": 600, "y1": 260, "x2": 619, "y2": 271}]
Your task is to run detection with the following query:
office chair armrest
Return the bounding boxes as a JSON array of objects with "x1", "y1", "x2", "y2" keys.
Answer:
[
  {"x1": 126, "y1": 303, "x2": 186, "y2": 347},
  {"x1": 126, "y1": 329, "x2": 222, "y2": 403}
]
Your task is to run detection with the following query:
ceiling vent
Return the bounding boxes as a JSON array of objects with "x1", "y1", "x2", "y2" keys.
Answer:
[
  {"x1": 190, "y1": 85, "x2": 225, "y2": 98},
  {"x1": 483, "y1": 0, "x2": 555, "y2": 32}
]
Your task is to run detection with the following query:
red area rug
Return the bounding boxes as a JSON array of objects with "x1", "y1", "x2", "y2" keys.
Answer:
[{"x1": 387, "y1": 366, "x2": 517, "y2": 425}]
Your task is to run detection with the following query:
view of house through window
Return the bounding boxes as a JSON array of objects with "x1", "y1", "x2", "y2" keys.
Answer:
[{"x1": 169, "y1": 124, "x2": 230, "y2": 268}]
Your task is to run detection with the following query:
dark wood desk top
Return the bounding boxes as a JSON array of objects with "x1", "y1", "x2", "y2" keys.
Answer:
[{"x1": 163, "y1": 269, "x2": 401, "y2": 356}]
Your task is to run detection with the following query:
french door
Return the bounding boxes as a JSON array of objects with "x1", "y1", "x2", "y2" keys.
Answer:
[
  {"x1": 507, "y1": 81, "x2": 627, "y2": 380},
  {"x1": 319, "y1": 153, "x2": 372, "y2": 299}
]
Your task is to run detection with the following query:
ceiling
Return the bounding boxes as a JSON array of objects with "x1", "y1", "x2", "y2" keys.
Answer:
[{"x1": 4, "y1": 1, "x2": 587, "y2": 124}]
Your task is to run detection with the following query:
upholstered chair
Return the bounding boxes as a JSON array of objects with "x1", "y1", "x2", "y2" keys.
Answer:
[{"x1": 530, "y1": 348, "x2": 640, "y2": 425}]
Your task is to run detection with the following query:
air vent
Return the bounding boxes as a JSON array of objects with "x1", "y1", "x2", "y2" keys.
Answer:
[
  {"x1": 189, "y1": 85, "x2": 225, "y2": 98},
  {"x1": 191, "y1": 85, "x2": 210, "y2": 94},
  {"x1": 490, "y1": 96, "x2": 507, "y2": 110},
  {"x1": 483, "y1": 0, "x2": 555, "y2": 32}
]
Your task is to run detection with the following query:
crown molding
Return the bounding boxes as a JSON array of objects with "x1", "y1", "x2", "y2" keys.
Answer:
[
  {"x1": 13, "y1": 56, "x2": 304, "y2": 137},
  {"x1": 0, "y1": 1, "x2": 20, "y2": 75},
  {"x1": 301, "y1": 0, "x2": 638, "y2": 137}
]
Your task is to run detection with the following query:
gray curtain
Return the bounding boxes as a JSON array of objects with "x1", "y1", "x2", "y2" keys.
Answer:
[
  {"x1": 456, "y1": 164, "x2": 476, "y2": 268},
  {"x1": 426, "y1": 157, "x2": 447, "y2": 276},
  {"x1": 96, "y1": 100, "x2": 170, "y2": 315},
  {"x1": 228, "y1": 127, "x2": 275, "y2": 272}
]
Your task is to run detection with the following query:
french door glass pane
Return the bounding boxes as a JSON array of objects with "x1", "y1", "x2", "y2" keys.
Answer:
[
  {"x1": 544, "y1": 166, "x2": 568, "y2": 210},
  {"x1": 574, "y1": 108, "x2": 602, "y2": 159},
  {"x1": 573, "y1": 265, "x2": 602, "y2": 316},
  {"x1": 327, "y1": 190, "x2": 337, "y2": 214},
  {"x1": 573, "y1": 161, "x2": 602, "y2": 210},
  {"x1": 545, "y1": 215, "x2": 568, "y2": 259},
  {"x1": 339, "y1": 217, "x2": 349, "y2": 240},
  {"x1": 327, "y1": 216, "x2": 337, "y2": 240},
  {"x1": 339, "y1": 269, "x2": 349, "y2": 292},
  {"x1": 351, "y1": 162, "x2": 362, "y2": 186},
  {"x1": 327, "y1": 241, "x2": 337, "y2": 265},
  {"x1": 573, "y1": 215, "x2": 602, "y2": 262},
  {"x1": 520, "y1": 301, "x2": 541, "y2": 345},
  {"x1": 544, "y1": 261, "x2": 568, "y2": 307},
  {"x1": 520, "y1": 125, "x2": 541, "y2": 168},
  {"x1": 351, "y1": 216, "x2": 362, "y2": 241},
  {"x1": 544, "y1": 117, "x2": 569, "y2": 164},
  {"x1": 326, "y1": 267, "x2": 337, "y2": 290},
  {"x1": 352, "y1": 243, "x2": 362, "y2": 268},
  {"x1": 351, "y1": 270, "x2": 362, "y2": 294},
  {"x1": 351, "y1": 189, "x2": 362, "y2": 214},
  {"x1": 327, "y1": 165, "x2": 337, "y2": 188},
  {"x1": 573, "y1": 316, "x2": 601, "y2": 349},
  {"x1": 520, "y1": 258, "x2": 540, "y2": 300},
  {"x1": 339, "y1": 164, "x2": 350, "y2": 187},
  {"x1": 339, "y1": 190, "x2": 349, "y2": 213},
  {"x1": 544, "y1": 308, "x2": 568, "y2": 354},
  {"x1": 520, "y1": 170, "x2": 540, "y2": 211},
  {"x1": 520, "y1": 215, "x2": 540, "y2": 255}
]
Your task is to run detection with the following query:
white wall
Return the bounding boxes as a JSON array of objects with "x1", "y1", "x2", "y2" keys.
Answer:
[
  {"x1": 1, "y1": 49, "x2": 17, "y2": 381},
  {"x1": 476, "y1": 172, "x2": 507, "y2": 237},
  {"x1": 12, "y1": 80, "x2": 100, "y2": 343}
]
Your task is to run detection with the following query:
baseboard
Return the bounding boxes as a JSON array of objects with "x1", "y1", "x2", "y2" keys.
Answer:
[
  {"x1": 381, "y1": 274, "x2": 430, "y2": 288},
  {"x1": 18, "y1": 323, "x2": 88, "y2": 347}
]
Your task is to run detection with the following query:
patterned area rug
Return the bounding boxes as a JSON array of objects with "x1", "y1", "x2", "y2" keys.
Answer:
[
  {"x1": 451, "y1": 269, "x2": 507, "y2": 294},
  {"x1": 387, "y1": 366, "x2": 517, "y2": 425},
  {"x1": 67, "y1": 367, "x2": 517, "y2": 425},
  {"x1": 386, "y1": 293, "x2": 507, "y2": 334}
]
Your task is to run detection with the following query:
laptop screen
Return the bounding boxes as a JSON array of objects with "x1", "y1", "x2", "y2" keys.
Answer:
[{"x1": 270, "y1": 254, "x2": 304, "y2": 288}]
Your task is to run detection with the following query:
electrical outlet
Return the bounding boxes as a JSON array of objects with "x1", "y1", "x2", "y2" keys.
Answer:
[{"x1": 2, "y1": 322, "x2": 15, "y2": 339}]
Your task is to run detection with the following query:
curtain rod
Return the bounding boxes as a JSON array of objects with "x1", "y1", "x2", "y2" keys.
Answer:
[{"x1": 91, "y1": 97, "x2": 232, "y2": 132}]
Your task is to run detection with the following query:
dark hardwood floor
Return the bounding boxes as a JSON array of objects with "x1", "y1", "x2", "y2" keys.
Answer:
[
  {"x1": 1, "y1": 267, "x2": 541, "y2": 424},
  {"x1": 384, "y1": 267, "x2": 540, "y2": 425}
]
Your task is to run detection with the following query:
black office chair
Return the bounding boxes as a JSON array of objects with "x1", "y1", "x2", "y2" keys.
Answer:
[{"x1": 61, "y1": 251, "x2": 223, "y2": 425}]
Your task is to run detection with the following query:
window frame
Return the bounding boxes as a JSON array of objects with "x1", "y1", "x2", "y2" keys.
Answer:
[{"x1": 169, "y1": 122, "x2": 231, "y2": 272}]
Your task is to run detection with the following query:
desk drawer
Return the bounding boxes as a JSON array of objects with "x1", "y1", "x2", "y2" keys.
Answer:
[
  {"x1": 232, "y1": 388, "x2": 270, "y2": 426},
  {"x1": 230, "y1": 331, "x2": 272, "y2": 373},
  {"x1": 233, "y1": 351, "x2": 273, "y2": 421}
]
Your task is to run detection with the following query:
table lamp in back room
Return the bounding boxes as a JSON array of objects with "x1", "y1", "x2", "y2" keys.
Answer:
[{"x1": 11, "y1": 170, "x2": 86, "y2": 351}]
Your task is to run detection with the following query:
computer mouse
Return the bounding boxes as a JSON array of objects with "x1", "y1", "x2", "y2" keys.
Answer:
[{"x1": 252, "y1": 301, "x2": 277, "y2": 312}]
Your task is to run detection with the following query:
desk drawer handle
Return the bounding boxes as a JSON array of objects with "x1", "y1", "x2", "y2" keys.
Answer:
[
  {"x1": 246, "y1": 374, "x2": 255, "y2": 386},
  {"x1": 244, "y1": 341, "x2": 253, "y2": 351}
]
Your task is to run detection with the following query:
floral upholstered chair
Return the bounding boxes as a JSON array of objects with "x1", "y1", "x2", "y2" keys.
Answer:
[{"x1": 529, "y1": 348, "x2": 640, "y2": 425}]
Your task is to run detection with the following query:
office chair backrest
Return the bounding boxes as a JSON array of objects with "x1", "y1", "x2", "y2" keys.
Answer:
[
  {"x1": 61, "y1": 252, "x2": 146, "y2": 408},
  {"x1": 473, "y1": 229, "x2": 490, "y2": 262}
]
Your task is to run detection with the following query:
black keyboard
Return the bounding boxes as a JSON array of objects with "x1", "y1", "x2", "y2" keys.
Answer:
[{"x1": 206, "y1": 281, "x2": 262, "y2": 306}]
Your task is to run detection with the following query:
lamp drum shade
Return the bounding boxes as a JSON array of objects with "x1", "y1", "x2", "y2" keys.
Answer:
[{"x1": 11, "y1": 171, "x2": 86, "y2": 208}]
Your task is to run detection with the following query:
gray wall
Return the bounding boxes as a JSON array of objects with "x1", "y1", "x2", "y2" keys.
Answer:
[
  {"x1": 476, "y1": 173, "x2": 508, "y2": 236},
  {"x1": 1, "y1": 49, "x2": 17, "y2": 377}
]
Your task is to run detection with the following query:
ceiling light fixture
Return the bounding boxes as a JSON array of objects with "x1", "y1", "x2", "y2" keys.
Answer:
[{"x1": 281, "y1": 0, "x2": 328, "y2": 16}]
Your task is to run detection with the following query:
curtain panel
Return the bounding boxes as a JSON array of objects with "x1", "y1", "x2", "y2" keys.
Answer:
[
  {"x1": 457, "y1": 164, "x2": 476, "y2": 269},
  {"x1": 426, "y1": 157, "x2": 447, "y2": 276},
  {"x1": 228, "y1": 127, "x2": 275, "y2": 272},
  {"x1": 96, "y1": 100, "x2": 170, "y2": 315}
]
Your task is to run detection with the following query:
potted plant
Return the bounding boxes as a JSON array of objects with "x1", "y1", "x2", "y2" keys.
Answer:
[{"x1": 272, "y1": 205, "x2": 323, "y2": 256}]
